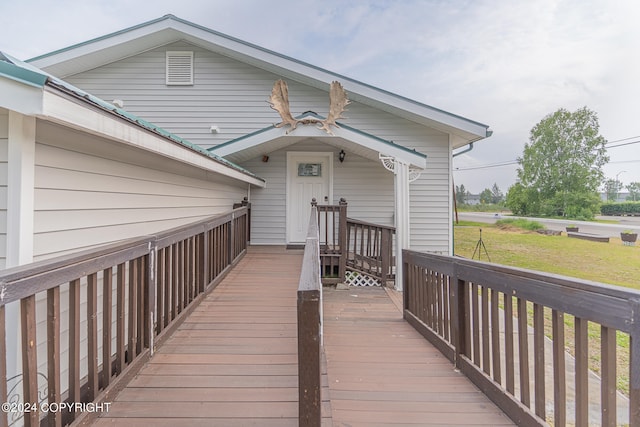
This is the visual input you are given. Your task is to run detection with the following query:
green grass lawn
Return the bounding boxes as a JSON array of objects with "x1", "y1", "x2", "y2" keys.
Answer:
[
  {"x1": 454, "y1": 222, "x2": 639, "y2": 394},
  {"x1": 454, "y1": 223, "x2": 640, "y2": 289}
]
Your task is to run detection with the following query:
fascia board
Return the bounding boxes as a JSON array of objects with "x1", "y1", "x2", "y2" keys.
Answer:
[
  {"x1": 330, "y1": 126, "x2": 427, "y2": 169},
  {"x1": 30, "y1": 16, "x2": 489, "y2": 139},
  {"x1": 212, "y1": 122, "x2": 426, "y2": 169},
  {"x1": 0, "y1": 78, "x2": 43, "y2": 115},
  {"x1": 40, "y1": 89, "x2": 265, "y2": 188},
  {"x1": 175, "y1": 25, "x2": 488, "y2": 139},
  {"x1": 29, "y1": 24, "x2": 180, "y2": 77}
]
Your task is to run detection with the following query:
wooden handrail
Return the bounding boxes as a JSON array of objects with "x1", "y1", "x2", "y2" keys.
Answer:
[
  {"x1": 0, "y1": 204, "x2": 250, "y2": 427},
  {"x1": 346, "y1": 217, "x2": 396, "y2": 233},
  {"x1": 346, "y1": 217, "x2": 395, "y2": 284},
  {"x1": 403, "y1": 250, "x2": 640, "y2": 427},
  {"x1": 297, "y1": 205, "x2": 322, "y2": 427},
  {"x1": 315, "y1": 199, "x2": 396, "y2": 285}
]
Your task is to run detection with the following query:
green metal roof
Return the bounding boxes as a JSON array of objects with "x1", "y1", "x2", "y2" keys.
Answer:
[
  {"x1": 1, "y1": 51, "x2": 263, "y2": 183},
  {"x1": 0, "y1": 52, "x2": 48, "y2": 87},
  {"x1": 210, "y1": 111, "x2": 427, "y2": 160}
]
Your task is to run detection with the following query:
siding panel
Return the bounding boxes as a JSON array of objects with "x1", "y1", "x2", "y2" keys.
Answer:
[
  {"x1": 65, "y1": 41, "x2": 454, "y2": 253},
  {"x1": 33, "y1": 139, "x2": 246, "y2": 260},
  {"x1": 241, "y1": 139, "x2": 394, "y2": 244}
]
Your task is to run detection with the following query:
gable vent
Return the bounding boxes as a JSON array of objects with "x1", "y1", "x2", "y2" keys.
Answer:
[{"x1": 166, "y1": 51, "x2": 193, "y2": 85}]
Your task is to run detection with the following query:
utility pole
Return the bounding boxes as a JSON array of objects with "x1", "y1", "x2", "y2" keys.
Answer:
[{"x1": 615, "y1": 170, "x2": 626, "y2": 201}]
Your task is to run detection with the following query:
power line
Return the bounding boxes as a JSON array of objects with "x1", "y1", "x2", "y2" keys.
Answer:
[
  {"x1": 455, "y1": 161, "x2": 518, "y2": 171},
  {"x1": 453, "y1": 136, "x2": 640, "y2": 172},
  {"x1": 606, "y1": 139, "x2": 640, "y2": 149},
  {"x1": 606, "y1": 135, "x2": 640, "y2": 145},
  {"x1": 455, "y1": 136, "x2": 640, "y2": 171},
  {"x1": 609, "y1": 159, "x2": 640, "y2": 164}
]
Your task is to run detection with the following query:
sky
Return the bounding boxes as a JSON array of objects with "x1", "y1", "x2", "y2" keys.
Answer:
[{"x1": 1, "y1": 0, "x2": 639, "y2": 194}]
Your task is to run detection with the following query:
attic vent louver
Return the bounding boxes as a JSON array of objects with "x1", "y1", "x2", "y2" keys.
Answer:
[{"x1": 166, "y1": 51, "x2": 193, "y2": 85}]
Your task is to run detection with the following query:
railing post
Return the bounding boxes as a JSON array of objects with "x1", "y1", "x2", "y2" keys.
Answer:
[
  {"x1": 241, "y1": 197, "x2": 251, "y2": 242},
  {"x1": 402, "y1": 251, "x2": 409, "y2": 312},
  {"x1": 630, "y1": 299, "x2": 640, "y2": 426},
  {"x1": 202, "y1": 226, "x2": 210, "y2": 288},
  {"x1": 338, "y1": 198, "x2": 347, "y2": 283},
  {"x1": 20, "y1": 296, "x2": 38, "y2": 427},
  {"x1": 147, "y1": 240, "x2": 157, "y2": 356},
  {"x1": 452, "y1": 271, "x2": 469, "y2": 369},
  {"x1": 229, "y1": 212, "x2": 235, "y2": 264},
  {"x1": 381, "y1": 228, "x2": 391, "y2": 283},
  {"x1": 298, "y1": 204, "x2": 322, "y2": 427}
]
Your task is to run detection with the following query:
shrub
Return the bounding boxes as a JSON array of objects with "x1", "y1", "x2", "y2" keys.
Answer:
[
  {"x1": 496, "y1": 218, "x2": 545, "y2": 231},
  {"x1": 601, "y1": 202, "x2": 640, "y2": 216}
]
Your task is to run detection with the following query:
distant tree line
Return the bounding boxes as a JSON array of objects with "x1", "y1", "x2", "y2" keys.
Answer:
[
  {"x1": 603, "y1": 180, "x2": 640, "y2": 201},
  {"x1": 455, "y1": 183, "x2": 504, "y2": 206}
]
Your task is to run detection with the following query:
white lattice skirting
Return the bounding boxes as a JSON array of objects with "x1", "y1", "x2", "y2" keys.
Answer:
[{"x1": 345, "y1": 270, "x2": 382, "y2": 287}]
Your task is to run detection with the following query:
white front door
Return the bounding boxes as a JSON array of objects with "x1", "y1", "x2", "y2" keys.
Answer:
[{"x1": 287, "y1": 152, "x2": 333, "y2": 243}]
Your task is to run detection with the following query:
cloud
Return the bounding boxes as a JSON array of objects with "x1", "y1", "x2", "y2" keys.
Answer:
[{"x1": 1, "y1": 0, "x2": 639, "y2": 192}]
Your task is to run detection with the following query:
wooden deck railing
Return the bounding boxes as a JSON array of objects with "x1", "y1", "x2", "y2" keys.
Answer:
[
  {"x1": 297, "y1": 204, "x2": 322, "y2": 427},
  {"x1": 315, "y1": 199, "x2": 395, "y2": 285},
  {"x1": 346, "y1": 217, "x2": 395, "y2": 285},
  {"x1": 403, "y1": 250, "x2": 640, "y2": 427},
  {"x1": 314, "y1": 199, "x2": 347, "y2": 284},
  {"x1": 0, "y1": 205, "x2": 250, "y2": 427}
]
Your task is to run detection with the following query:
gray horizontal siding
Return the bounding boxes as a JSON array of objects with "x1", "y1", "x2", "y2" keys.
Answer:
[
  {"x1": 33, "y1": 137, "x2": 246, "y2": 260},
  {"x1": 240, "y1": 139, "x2": 394, "y2": 244},
  {"x1": 65, "y1": 41, "x2": 453, "y2": 254}
]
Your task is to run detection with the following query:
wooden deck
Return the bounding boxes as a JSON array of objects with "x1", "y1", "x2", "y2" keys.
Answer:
[
  {"x1": 95, "y1": 247, "x2": 513, "y2": 426},
  {"x1": 323, "y1": 286, "x2": 514, "y2": 426}
]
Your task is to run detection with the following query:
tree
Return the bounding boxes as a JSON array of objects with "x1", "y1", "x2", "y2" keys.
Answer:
[
  {"x1": 490, "y1": 183, "x2": 504, "y2": 204},
  {"x1": 513, "y1": 107, "x2": 609, "y2": 219},
  {"x1": 479, "y1": 188, "x2": 493, "y2": 204},
  {"x1": 455, "y1": 184, "x2": 468, "y2": 205},
  {"x1": 506, "y1": 183, "x2": 534, "y2": 215},
  {"x1": 627, "y1": 182, "x2": 640, "y2": 201},
  {"x1": 603, "y1": 178, "x2": 622, "y2": 201}
]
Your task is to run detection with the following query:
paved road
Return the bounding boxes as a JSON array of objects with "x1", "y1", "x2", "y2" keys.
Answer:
[{"x1": 458, "y1": 212, "x2": 640, "y2": 238}]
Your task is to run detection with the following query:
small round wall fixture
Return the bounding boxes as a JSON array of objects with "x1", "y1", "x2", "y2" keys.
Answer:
[{"x1": 339, "y1": 150, "x2": 346, "y2": 163}]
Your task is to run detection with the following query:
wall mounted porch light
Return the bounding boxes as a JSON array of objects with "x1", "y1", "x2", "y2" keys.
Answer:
[{"x1": 339, "y1": 150, "x2": 346, "y2": 163}]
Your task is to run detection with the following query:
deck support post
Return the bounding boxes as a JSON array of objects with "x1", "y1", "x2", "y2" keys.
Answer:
[
  {"x1": 338, "y1": 198, "x2": 348, "y2": 283},
  {"x1": 394, "y1": 159, "x2": 410, "y2": 291},
  {"x1": 6, "y1": 111, "x2": 36, "y2": 395}
]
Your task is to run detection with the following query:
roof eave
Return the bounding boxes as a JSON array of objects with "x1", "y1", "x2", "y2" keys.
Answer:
[
  {"x1": 28, "y1": 15, "x2": 490, "y2": 139},
  {"x1": 40, "y1": 87, "x2": 265, "y2": 188},
  {"x1": 211, "y1": 113, "x2": 427, "y2": 169}
]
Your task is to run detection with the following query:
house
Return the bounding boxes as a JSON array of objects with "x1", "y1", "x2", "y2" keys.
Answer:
[
  {"x1": 0, "y1": 52, "x2": 264, "y2": 401},
  {"x1": 27, "y1": 14, "x2": 492, "y2": 288},
  {"x1": 0, "y1": 52, "x2": 263, "y2": 270}
]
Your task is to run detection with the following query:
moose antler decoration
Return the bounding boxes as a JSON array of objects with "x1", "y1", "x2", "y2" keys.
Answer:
[{"x1": 268, "y1": 79, "x2": 350, "y2": 135}]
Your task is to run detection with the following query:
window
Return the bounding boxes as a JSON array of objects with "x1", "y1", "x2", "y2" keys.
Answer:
[
  {"x1": 166, "y1": 51, "x2": 193, "y2": 85},
  {"x1": 298, "y1": 163, "x2": 322, "y2": 177}
]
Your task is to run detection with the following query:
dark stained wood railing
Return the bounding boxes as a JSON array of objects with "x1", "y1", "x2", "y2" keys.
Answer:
[
  {"x1": 346, "y1": 217, "x2": 395, "y2": 285},
  {"x1": 0, "y1": 205, "x2": 250, "y2": 427},
  {"x1": 403, "y1": 250, "x2": 640, "y2": 427},
  {"x1": 315, "y1": 199, "x2": 395, "y2": 285},
  {"x1": 314, "y1": 198, "x2": 347, "y2": 284},
  {"x1": 297, "y1": 204, "x2": 322, "y2": 427}
]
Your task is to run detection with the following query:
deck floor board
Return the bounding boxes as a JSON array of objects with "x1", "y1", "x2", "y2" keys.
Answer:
[
  {"x1": 323, "y1": 286, "x2": 515, "y2": 426},
  {"x1": 95, "y1": 247, "x2": 513, "y2": 426}
]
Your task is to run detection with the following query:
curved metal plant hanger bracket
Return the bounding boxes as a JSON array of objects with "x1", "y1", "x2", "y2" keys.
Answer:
[
  {"x1": 408, "y1": 168, "x2": 422, "y2": 182},
  {"x1": 379, "y1": 153, "x2": 423, "y2": 182},
  {"x1": 379, "y1": 154, "x2": 396, "y2": 173}
]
